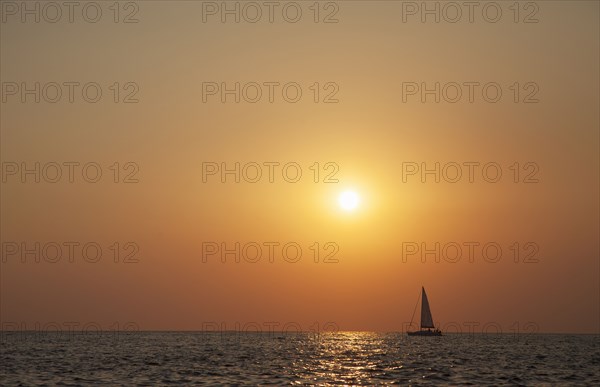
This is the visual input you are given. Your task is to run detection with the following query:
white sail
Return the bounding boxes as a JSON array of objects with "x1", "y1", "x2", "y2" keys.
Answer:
[{"x1": 420, "y1": 287, "x2": 435, "y2": 329}]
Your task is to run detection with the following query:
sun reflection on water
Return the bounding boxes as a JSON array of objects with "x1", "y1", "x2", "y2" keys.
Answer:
[{"x1": 291, "y1": 331, "x2": 402, "y2": 385}]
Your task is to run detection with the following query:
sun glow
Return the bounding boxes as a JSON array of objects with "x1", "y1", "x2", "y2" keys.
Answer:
[{"x1": 338, "y1": 191, "x2": 360, "y2": 211}]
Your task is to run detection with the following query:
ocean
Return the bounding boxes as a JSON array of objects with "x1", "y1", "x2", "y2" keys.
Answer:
[{"x1": 1, "y1": 332, "x2": 599, "y2": 385}]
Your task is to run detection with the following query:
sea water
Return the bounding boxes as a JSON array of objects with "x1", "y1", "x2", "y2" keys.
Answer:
[{"x1": 1, "y1": 331, "x2": 599, "y2": 385}]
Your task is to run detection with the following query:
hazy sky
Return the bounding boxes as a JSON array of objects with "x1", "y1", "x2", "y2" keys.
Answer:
[{"x1": 1, "y1": 1, "x2": 598, "y2": 333}]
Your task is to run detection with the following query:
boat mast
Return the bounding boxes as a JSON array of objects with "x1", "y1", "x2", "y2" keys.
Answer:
[{"x1": 408, "y1": 287, "x2": 422, "y2": 331}]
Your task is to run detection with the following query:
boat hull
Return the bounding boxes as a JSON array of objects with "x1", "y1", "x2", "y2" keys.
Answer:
[{"x1": 407, "y1": 330, "x2": 442, "y2": 336}]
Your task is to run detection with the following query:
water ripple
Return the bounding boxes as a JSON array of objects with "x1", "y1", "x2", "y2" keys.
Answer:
[{"x1": 1, "y1": 332, "x2": 598, "y2": 385}]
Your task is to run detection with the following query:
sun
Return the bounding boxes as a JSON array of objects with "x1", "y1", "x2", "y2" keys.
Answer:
[{"x1": 338, "y1": 190, "x2": 360, "y2": 211}]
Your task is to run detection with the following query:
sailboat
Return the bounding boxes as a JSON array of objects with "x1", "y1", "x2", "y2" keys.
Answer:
[{"x1": 407, "y1": 287, "x2": 442, "y2": 336}]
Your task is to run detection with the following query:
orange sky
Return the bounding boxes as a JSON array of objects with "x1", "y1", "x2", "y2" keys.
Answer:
[{"x1": 1, "y1": 1, "x2": 598, "y2": 333}]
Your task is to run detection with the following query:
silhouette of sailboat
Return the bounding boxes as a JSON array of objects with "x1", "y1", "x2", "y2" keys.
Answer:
[{"x1": 407, "y1": 286, "x2": 442, "y2": 336}]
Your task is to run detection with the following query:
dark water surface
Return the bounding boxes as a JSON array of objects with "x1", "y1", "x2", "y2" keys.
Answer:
[{"x1": 1, "y1": 332, "x2": 599, "y2": 385}]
